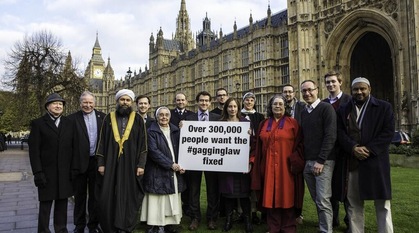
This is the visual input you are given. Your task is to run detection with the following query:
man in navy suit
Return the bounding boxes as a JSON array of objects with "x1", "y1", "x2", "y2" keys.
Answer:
[
  {"x1": 170, "y1": 92, "x2": 194, "y2": 128},
  {"x1": 184, "y1": 91, "x2": 221, "y2": 231},
  {"x1": 322, "y1": 71, "x2": 351, "y2": 231},
  {"x1": 69, "y1": 91, "x2": 105, "y2": 233},
  {"x1": 337, "y1": 77, "x2": 394, "y2": 233},
  {"x1": 135, "y1": 95, "x2": 155, "y2": 128}
]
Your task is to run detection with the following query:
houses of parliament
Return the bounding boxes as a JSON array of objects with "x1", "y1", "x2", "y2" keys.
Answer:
[{"x1": 83, "y1": 0, "x2": 419, "y2": 132}]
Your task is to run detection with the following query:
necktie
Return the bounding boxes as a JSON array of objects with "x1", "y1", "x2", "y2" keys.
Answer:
[{"x1": 201, "y1": 112, "x2": 207, "y2": 121}]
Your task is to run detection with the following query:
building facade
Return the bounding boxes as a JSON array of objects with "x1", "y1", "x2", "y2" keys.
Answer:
[{"x1": 85, "y1": 0, "x2": 419, "y2": 131}]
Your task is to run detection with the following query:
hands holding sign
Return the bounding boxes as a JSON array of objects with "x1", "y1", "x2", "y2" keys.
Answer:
[{"x1": 178, "y1": 121, "x2": 250, "y2": 172}]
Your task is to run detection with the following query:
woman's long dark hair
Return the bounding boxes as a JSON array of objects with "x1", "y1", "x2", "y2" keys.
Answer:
[{"x1": 220, "y1": 98, "x2": 241, "y2": 121}]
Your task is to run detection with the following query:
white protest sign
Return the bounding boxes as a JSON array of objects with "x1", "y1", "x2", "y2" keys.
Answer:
[{"x1": 178, "y1": 121, "x2": 250, "y2": 172}]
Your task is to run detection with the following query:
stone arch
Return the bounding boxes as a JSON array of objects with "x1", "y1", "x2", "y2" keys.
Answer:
[{"x1": 323, "y1": 8, "x2": 404, "y2": 127}]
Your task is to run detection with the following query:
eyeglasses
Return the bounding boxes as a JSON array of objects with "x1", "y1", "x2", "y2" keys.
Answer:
[
  {"x1": 217, "y1": 94, "x2": 227, "y2": 97},
  {"x1": 301, "y1": 88, "x2": 317, "y2": 93},
  {"x1": 283, "y1": 91, "x2": 294, "y2": 94}
]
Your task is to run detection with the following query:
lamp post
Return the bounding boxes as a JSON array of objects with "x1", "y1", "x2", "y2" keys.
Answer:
[
  {"x1": 235, "y1": 82, "x2": 241, "y2": 100},
  {"x1": 126, "y1": 67, "x2": 132, "y2": 88}
]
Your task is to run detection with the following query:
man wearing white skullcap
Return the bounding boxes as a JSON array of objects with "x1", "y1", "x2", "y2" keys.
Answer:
[
  {"x1": 96, "y1": 88, "x2": 148, "y2": 232},
  {"x1": 337, "y1": 77, "x2": 394, "y2": 233},
  {"x1": 351, "y1": 77, "x2": 370, "y2": 87}
]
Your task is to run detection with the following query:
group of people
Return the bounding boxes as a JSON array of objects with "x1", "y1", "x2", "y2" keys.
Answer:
[{"x1": 27, "y1": 71, "x2": 394, "y2": 233}]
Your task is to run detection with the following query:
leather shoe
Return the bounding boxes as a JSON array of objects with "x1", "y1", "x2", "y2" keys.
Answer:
[
  {"x1": 207, "y1": 220, "x2": 217, "y2": 230},
  {"x1": 165, "y1": 225, "x2": 180, "y2": 233},
  {"x1": 73, "y1": 229, "x2": 84, "y2": 233},
  {"x1": 188, "y1": 219, "x2": 199, "y2": 231},
  {"x1": 89, "y1": 228, "x2": 103, "y2": 233}
]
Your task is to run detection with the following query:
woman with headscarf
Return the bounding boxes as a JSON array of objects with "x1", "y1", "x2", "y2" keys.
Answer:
[
  {"x1": 141, "y1": 106, "x2": 186, "y2": 233},
  {"x1": 241, "y1": 92, "x2": 265, "y2": 135},
  {"x1": 218, "y1": 97, "x2": 254, "y2": 233},
  {"x1": 241, "y1": 92, "x2": 265, "y2": 223},
  {"x1": 251, "y1": 95, "x2": 304, "y2": 233}
]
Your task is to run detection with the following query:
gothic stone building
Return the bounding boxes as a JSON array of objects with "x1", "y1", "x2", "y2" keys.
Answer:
[{"x1": 85, "y1": 0, "x2": 419, "y2": 131}]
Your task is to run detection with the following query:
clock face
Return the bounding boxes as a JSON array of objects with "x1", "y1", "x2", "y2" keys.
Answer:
[{"x1": 94, "y1": 69, "x2": 102, "y2": 77}]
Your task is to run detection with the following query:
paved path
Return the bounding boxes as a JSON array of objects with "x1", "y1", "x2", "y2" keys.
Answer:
[{"x1": 0, "y1": 144, "x2": 75, "y2": 233}]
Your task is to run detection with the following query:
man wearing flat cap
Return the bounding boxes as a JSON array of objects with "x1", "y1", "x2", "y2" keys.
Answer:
[
  {"x1": 28, "y1": 93, "x2": 75, "y2": 233},
  {"x1": 337, "y1": 77, "x2": 394, "y2": 233},
  {"x1": 95, "y1": 89, "x2": 148, "y2": 233}
]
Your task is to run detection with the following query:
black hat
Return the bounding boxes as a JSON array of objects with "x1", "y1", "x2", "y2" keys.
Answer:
[{"x1": 44, "y1": 93, "x2": 66, "y2": 109}]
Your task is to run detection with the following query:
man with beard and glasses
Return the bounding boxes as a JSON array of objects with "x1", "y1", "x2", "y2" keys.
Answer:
[
  {"x1": 96, "y1": 89, "x2": 148, "y2": 233},
  {"x1": 337, "y1": 77, "x2": 394, "y2": 233}
]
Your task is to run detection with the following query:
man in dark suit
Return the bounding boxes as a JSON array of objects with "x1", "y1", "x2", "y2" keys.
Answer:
[
  {"x1": 28, "y1": 93, "x2": 75, "y2": 233},
  {"x1": 170, "y1": 92, "x2": 194, "y2": 128},
  {"x1": 184, "y1": 91, "x2": 221, "y2": 231},
  {"x1": 169, "y1": 92, "x2": 194, "y2": 220},
  {"x1": 135, "y1": 95, "x2": 155, "y2": 128},
  {"x1": 211, "y1": 88, "x2": 228, "y2": 115},
  {"x1": 337, "y1": 77, "x2": 394, "y2": 233},
  {"x1": 69, "y1": 91, "x2": 105, "y2": 233},
  {"x1": 282, "y1": 84, "x2": 305, "y2": 225},
  {"x1": 282, "y1": 84, "x2": 305, "y2": 124},
  {"x1": 322, "y1": 71, "x2": 351, "y2": 231}
]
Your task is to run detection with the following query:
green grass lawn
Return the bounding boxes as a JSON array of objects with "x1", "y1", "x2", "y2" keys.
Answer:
[{"x1": 135, "y1": 166, "x2": 419, "y2": 232}]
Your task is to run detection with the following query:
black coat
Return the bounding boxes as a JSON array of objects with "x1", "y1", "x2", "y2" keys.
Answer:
[
  {"x1": 143, "y1": 122, "x2": 186, "y2": 194},
  {"x1": 322, "y1": 93, "x2": 351, "y2": 201},
  {"x1": 337, "y1": 96, "x2": 394, "y2": 200},
  {"x1": 68, "y1": 110, "x2": 106, "y2": 174},
  {"x1": 28, "y1": 114, "x2": 75, "y2": 201},
  {"x1": 96, "y1": 112, "x2": 147, "y2": 232},
  {"x1": 170, "y1": 108, "x2": 195, "y2": 127}
]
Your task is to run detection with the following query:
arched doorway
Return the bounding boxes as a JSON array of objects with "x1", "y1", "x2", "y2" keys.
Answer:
[{"x1": 350, "y1": 32, "x2": 394, "y2": 107}]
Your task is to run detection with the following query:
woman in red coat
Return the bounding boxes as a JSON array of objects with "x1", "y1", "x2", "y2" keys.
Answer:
[{"x1": 251, "y1": 95, "x2": 304, "y2": 233}]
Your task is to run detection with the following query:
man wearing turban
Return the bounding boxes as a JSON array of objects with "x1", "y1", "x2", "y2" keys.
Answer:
[{"x1": 96, "y1": 89, "x2": 148, "y2": 233}]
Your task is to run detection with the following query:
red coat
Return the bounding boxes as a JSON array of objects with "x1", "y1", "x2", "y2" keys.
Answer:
[{"x1": 251, "y1": 117, "x2": 304, "y2": 209}]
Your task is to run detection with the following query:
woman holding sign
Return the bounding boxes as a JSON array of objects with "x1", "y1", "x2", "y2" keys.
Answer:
[
  {"x1": 251, "y1": 95, "x2": 304, "y2": 233},
  {"x1": 218, "y1": 97, "x2": 254, "y2": 233},
  {"x1": 141, "y1": 106, "x2": 186, "y2": 233}
]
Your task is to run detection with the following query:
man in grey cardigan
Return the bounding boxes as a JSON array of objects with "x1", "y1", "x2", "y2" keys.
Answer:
[{"x1": 300, "y1": 80, "x2": 337, "y2": 233}]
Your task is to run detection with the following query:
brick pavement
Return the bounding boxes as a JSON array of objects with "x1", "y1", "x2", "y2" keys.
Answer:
[{"x1": 0, "y1": 144, "x2": 75, "y2": 233}]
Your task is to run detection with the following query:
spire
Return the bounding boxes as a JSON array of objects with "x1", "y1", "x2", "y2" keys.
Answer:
[
  {"x1": 180, "y1": 0, "x2": 186, "y2": 12},
  {"x1": 267, "y1": 4, "x2": 272, "y2": 26},
  {"x1": 63, "y1": 51, "x2": 73, "y2": 72},
  {"x1": 174, "y1": 0, "x2": 195, "y2": 52},
  {"x1": 249, "y1": 11, "x2": 253, "y2": 31},
  {"x1": 104, "y1": 57, "x2": 114, "y2": 76},
  {"x1": 233, "y1": 20, "x2": 237, "y2": 39},
  {"x1": 94, "y1": 31, "x2": 101, "y2": 49}
]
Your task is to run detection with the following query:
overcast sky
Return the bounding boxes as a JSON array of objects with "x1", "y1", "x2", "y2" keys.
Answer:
[{"x1": 0, "y1": 0, "x2": 287, "y2": 87}]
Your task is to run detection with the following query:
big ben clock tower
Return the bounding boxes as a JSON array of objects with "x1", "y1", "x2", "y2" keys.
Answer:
[
  {"x1": 84, "y1": 33, "x2": 115, "y2": 113},
  {"x1": 85, "y1": 33, "x2": 105, "y2": 80}
]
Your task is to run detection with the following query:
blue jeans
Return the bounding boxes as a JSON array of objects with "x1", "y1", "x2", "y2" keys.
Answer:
[{"x1": 304, "y1": 160, "x2": 335, "y2": 233}]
